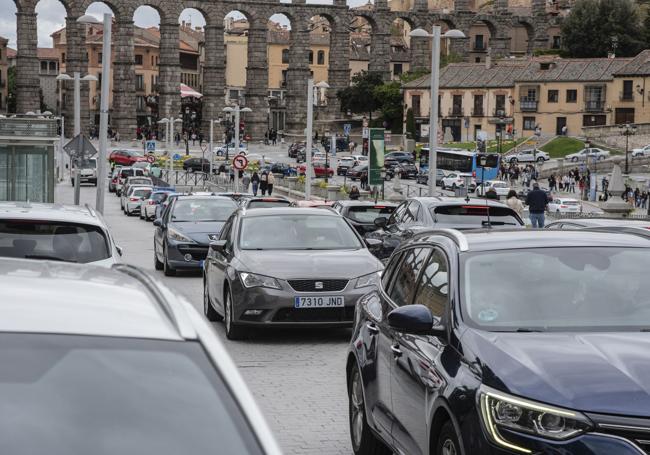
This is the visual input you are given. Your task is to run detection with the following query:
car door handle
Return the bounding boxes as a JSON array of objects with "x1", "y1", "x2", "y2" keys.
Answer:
[
  {"x1": 391, "y1": 345, "x2": 402, "y2": 357},
  {"x1": 366, "y1": 322, "x2": 379, "y2": 335}
]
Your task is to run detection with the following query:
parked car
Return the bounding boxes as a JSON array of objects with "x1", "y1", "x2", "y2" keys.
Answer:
[
  {"x1": 202, "y1": 207, "x2": 384, "y2": 339},
  {"x1": 323, "y1": 136, "x2": 349, "y2": 153},
  {"x1": 548, "y1": 197, "x2": 582, "y2": 213},
  {"x1": 475, "y1": 180, "x2": 511, "y2": 198},
  {"x1": 291, "y1": 200, "x2": 336, "y2": 209},
  {"x1": 140, "y1": 190, "x2": 176, "y2": 221},
  {"x1": 120, "y1": 176, "x2": 153, "y2": 205},
  {"x1": 108, "y1": 166, "x2": 123, "y2": 193},
  {"x1": 123, "y1": 186, "x2": 153, "y2": 216},
  {"x1": 346, "y1": 164, "x2": 368, "y2": 180},
  {"x1": 632, "y1": 144, "x2": 650, "y2": 157},
  {"x1": 0, "y1": 201, "x2": 122, "y2": 266},
  {"x1": 546, "y1": 217, "x2": 650, "y2": 230},
  {"x1": 297, "y1": 162, "x2": 334, "y2": 178},
  {"x1": 331, "y1": 200, "x2": 397, "y2": 235},
  {"x1": 215, "y1": 142, "x2": 247, "y2": 156},
  {"x1": 441, "y1": 172, "x2": 477, "y2": 191},
  {"x1": 296, "y1": 147, "x2": 322, "y2": 163},
  {"x1": 384, "y1": 151, "x2": 414, "y2": 164},
  {"x1": 337, "y1": 157, "x2": 357, "y2": 176},
  {"x1": 288, "y1": 141, "x2": 306, "y2": 158},
  {"x1": 183, "y1": 157, "x2": 211, "y2": 173},
  {"x1": 131, "y1": 160, "x2": 152, "y2": 175},
  {"x1": 507, "y1": 148, "x2": 549, "y2": 163},
  {"x1": 270, "y1": 162, "x2": 297, "y2": 176},
  {"x1": 154, "y1": 195, "x2": 238, "y2": 276},
  {"x1": 365, "y1": 197, "x2": 524, "y2": 260},
  {"x1": 517, "y1": 186, "x2": 552, "y2": 201},
  {"x1": 115, "y1": 167, "x2": 146, "y2": 196},
  {"x1": 71, "y1": 157, "x2": 98, "y2": 187},
  {"x1": 566, "y1": 147, "x2": 610, "y2": 162},
  {"x1": 415, "y1": 168, "x2": 447, "y2": 186},
  {"x1": 0, "y1": 258, "x2": 281, "y2": 455},
  {"x1": 240, "y1": 197, "x2": 292, "y2": 209},
  {"x1": 347, "y1": 228, "x2": 650, "y2": 455},
  {"x1": 109, "y1": 149, "x2": 145, "y2": 166},
  {"x1": 386, "y1": 162, "x2": 418, "y2": 180},
  {"x1": 349, "y1": 155, "x2": 369, "y2": 166}
]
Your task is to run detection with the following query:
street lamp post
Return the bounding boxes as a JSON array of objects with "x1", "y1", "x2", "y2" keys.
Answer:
[
  {"x1": 223, "y1": 105, "x2": 252, "y2": 191},
  {"x1": 304, "y1": 80, "x2": 330, "y2": 200},
  {"x1": 409, "y1": 26, "x2": 465, "y2": 197},
  {"x1": 619, "y1": 123, "x2": 637, "y2": 174},
  {"x1": 208, "y1": 116, "x2": 223, "y2": 176}
]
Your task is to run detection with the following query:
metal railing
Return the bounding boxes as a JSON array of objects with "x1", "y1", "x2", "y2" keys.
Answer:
[
  {"x1": 619, "y1": 91, "x2": 634, "y2": 102},
  {"x1": 0, "y1": 116, "x2": 58, "y2": 138},
  {"x1": 493, "y1": 108, "x2": 507, "y2": 117},
  {"x1": 471, "y1": 108, "x2": 485, "y2": 117},
  {"x1": 584, "y1": 100, "x2": 605, "y2": 112},
  {"x1": 519, "y1": 99, "x2": 538, "y2": 112}
]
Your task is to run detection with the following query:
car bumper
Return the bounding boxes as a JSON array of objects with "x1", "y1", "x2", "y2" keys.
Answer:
[
  {"x1": 166, "y1": 240, "x2": 209, "y2": 270},
  {"x1": 125, "y1": 201, "x2": 142, "y2": 213},
  {"x1": 230, "y1": 280, "x2": 373, "y2": 327},
  {"x1": 144, "y1": 205, "x2": 157, "y2": 219}
]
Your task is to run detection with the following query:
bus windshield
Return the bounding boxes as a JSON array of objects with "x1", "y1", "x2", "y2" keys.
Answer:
[{"x1": 420, "y1": 148, "x2": 499, "y2": 182}]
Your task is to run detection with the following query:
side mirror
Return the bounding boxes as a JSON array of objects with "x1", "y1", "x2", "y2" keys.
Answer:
[
  {"x1": 387, "y1": 304, "x2": 445, "y2": 337},
  {"x1": 374, "y1": 217, "x2": 388, "y2": 228},
  {"x1": 115, "y1": 245, "x2": 123, "y2": 256},
  {"x1": 153, "y1": 218, "x2": 163, "y2": 227},
  {"x1": 209, "y1": 239, "x2": 227, "y2": 254},
  {"x1": 365, "y1": 238, "x2": 382, "y2": 248}
]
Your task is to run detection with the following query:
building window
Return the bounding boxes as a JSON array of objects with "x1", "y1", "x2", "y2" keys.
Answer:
[
  {"x1": 523, "y1": 117, "x2": 536, "y2": 130},
  {"x1": 136, "y1": 74, "x2": 144, "y2": 91},
  {"x1": 474, "y1": 34, "x2": 485, "y2": 51},
  {"x1": 40, "y1": 61, "x2": 47, "y2": 73},
  {"x1": 98, "y1": 52, "x2": 102, "y2": 64},
  {"x1": 472, "y1": 94, "x2": 484, "y2": 116},
  {"x1": 135, "y1": 54, "x2": 143, "y2": 66},
  {"x1": 136, "y1": 96, "x2": 145, "y2": 111},
  {"x1": 61, "y1": 53, "x2": 65, "y2": 63},
  {"x1": 547, "y1": 90, "x2": 559, "y2": 103},
  {"x1": 281, "y1": 69, "x2": 288, "y2": 87},
  {"x1": 281, "y1": 48, "x2": 289, "y2": 64},
  {"x1": 622, "y1": 80, "x2": 634, "y2": 101},
  {"x1": 452, "y1": 94, "x2": 463, "y2": 116},
  {"x1": 552, "y1": 36, "x2": 561, "y2": 49},
  {"x1": 566, "y1": 89, "x2": 577, "y2": 103},
  {"x1": 317, "y1": 50, "x2": 325, "y2": 65},
  {"x1": 475, "y1": 57, "x2": 481, "y2": 63},
  {"x1": 393, "y1": 63, "x2": 403, "y2": 77},
  {"x1": 495, "y1": 94, "x2": 506, "y2": 116},
  {"x1": 412, "y1": 95, "x2": 421, "y2": 117},
  {"x1": 49, "y1": 61, "x2": 56, "y2": 72},
  {"x1": 308, "y1": 51, "x2": 313, "y2": 64}
]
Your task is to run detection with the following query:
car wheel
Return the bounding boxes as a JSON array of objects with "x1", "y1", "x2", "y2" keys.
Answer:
[
  {"x1": 163, "y1": 243, "x2": 176, "y2": 277},
  {"x1": 224, "y1": 287, "x2": 246, "y2": 340},
  {"x1": 571, "y1": 157, "x2": 578, "y2": 162},
  {"x1": 451, "y1": 183, "x2": 457, "y2": 190},
  {"x1": 154, "y1": 242, "x2": 163, "y2": 271},
  {"x1": 510, "y1": 158, "x2": 517, "y2": 164},
  {"x1": 349, "y1": 365, "x2": 392, "y2": 455},
  {"x1": 436, "y1": 421, "x2": 461, "y2": 455},
  {"x1": 537, "y1": 157, "x2": 545, "y2": 163},
  {"x1": 139, "y1": 211, "x2": 144, "y2": 220},
  {"x1": 203, "y1": 277, "x2": 223, "y2": 322}
]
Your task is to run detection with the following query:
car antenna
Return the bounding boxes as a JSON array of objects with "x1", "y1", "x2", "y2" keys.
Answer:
[{"x1": 477, "y1": 155, "x2": 491, "y2": 229}]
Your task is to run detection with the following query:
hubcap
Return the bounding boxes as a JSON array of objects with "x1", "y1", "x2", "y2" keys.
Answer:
[
  {"x1": 350, "y1": 370, "x2": 364, "y2": 450},
  {"x1": 442, "y1": 439, "x2": 457, "y2": 455}
]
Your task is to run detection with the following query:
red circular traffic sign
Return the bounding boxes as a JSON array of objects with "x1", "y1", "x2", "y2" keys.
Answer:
[
  {"x1": 232, "y1": 154, "x2": 249, "y2": 170},
  {"x1": 146, "y1": 154, "x2": 156, "y2": 163}
]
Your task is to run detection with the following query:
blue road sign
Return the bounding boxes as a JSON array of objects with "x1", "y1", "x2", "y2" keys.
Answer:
[
  {"x1": 173, "y1": 154, "x2": 181, "y2": 160},
  {"x1": 343, "y1": 123, "x2": 351, "y2": 136},
  {"x1": 146, "y1": 140, "x2": 156, "y2": 152}
]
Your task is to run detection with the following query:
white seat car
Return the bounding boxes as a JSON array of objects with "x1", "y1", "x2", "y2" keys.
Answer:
[
  {"x1": 441, "y1": 173, "x2": 477, "y2": 191},
  {"x1": 0, "y1": 259, "x2": 281, "y2": 455},
  {"x1": 632, "y1": 144, "x2": 650, "y2": 157},
  {"x1": 123, "y1": 186, "x2": 153, "y2": 216},
  {"x1": 215, "y1": 143, "x2": 247, "y2": 156},
  {"x1": 548, "y1": 197, "x2": 581, "y2": 213},
  {"x1": 507, "y1": 149, "x2": 550, "y2": 163},
  {"x1": 566, "y1": 148, "x2": 610, "y2": 162},
  {"x1": 476, "y1": 180, "x2": 511, "y2": 197},
  {"x1": 71, "y1": 157, "x2": 98, "y2": 187},
  {"x1": 0, "y1": 202, "x2": 121, "y2": 266}
]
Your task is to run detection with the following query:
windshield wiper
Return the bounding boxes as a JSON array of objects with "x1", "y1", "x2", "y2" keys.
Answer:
[
  {"x1": 23, "y1": 254, "x2": 73, "y2": 262},
  {"x1": 514, "y1": 327, "x2": 546, "y2": 332}
]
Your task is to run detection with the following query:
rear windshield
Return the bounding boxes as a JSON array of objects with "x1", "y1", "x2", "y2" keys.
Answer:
[
  {"x1": 562, "y1": 200, "x2": 580, "y2": 206},
  {"x1": 132, "y1": 189, "x2": 152, "y2": 198},
  {"x1": 347, "y1": 206, "x2": 396, "y2": 223},
  {"x1": 120, "y1": 169, "x2": 140, "y2": 178},
  {"x1": 0, "y1": 220, "x2": 110, "y2": 263},
  {"x1": 78, "y1": 159, "x2": 96, "y2": 169},
  {"x1": 0, "y1": 334, "x2": 263, "y2": 455},
  {"x1": 151, "y1": 192, "x2": 168, "y2": 203},
  {"x1": 247, "y1": 200, "x2": 291, "y2": 209},
  {"x1": 128, "y1": 178, "x2": 152, "y2": 185},
  {"x1": 431, "y1": 205, "x2": 522, "y2": 227}
]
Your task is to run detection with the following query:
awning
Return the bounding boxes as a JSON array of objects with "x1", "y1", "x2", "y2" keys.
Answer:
[{"x1": 180, "y1": 83, "x2": 202, "y2": 99}]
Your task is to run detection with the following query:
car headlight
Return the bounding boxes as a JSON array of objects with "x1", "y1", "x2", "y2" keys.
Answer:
[
  {"x1": 239, "y1": 272, "x2": 281, "y2": 290},
  {"x1": 479, "y1": 386, "x2": 591, "y2": 454},
  {"x1": 355, "y1": 272, "x2": 380, "y2": 289},
  {"x1": 167, "y1": 227, "x2": 194, "y2": 243}
]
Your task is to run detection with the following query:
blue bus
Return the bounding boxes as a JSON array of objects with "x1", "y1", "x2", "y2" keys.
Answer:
[{"x1": 419, "y1": 148, "x2": 500, "y2": 182}]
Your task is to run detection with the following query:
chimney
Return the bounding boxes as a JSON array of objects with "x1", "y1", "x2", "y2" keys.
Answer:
[{"x1": 485, "y1": 55, "x2": 492, "y2": 70}]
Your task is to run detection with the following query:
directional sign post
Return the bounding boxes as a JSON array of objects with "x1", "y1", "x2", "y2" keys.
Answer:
[{"x1": 64, "y1": 134, "x2": 98, "y2": 206}]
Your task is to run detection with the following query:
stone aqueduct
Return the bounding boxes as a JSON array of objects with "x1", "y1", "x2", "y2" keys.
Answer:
[{"x1": 13, "y1": 0, "x2": 558, "y2": 139}]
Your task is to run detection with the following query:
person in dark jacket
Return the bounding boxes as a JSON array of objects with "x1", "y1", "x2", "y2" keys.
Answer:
[
  {"x1": 260, "y1": 171, "x2": 269, "y2": 196},
  {"x1": 485, "y1": 187, "x2": 499, "y2": 200},
  {"x1": 525, "y1": 182, "x2": 549, "y2": 228},
  {"x1": 251, "y1": 172, "x2": 260, "y2": 196},
  {"x1": 349, "y1": 185, "x2": 360, "y2": 200}
]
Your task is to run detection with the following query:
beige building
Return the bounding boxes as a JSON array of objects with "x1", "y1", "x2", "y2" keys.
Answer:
[
  {"x1": 0, "y1": 37, "x2": 8, "y2": 112},
  {"x1": 37, "y1": 47, "x2": 59, "y2": 113},
  {"x1": 608, "y1": 50, "x2": 650, "y2": 125}
]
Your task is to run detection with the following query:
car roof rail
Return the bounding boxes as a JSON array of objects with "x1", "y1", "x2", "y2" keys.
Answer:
[
  {"x1": 429, "y1": 228, "x2": 469, "y2": 252},
  {"x1": 112, "y1": 264, "x2": 195, "y2": 339},
  {"x1": 84, "y1": 203, "x2": 97, "y2": 218},
  {"x1": 581, "y1": 226, "x2": 650, "y2": 240}
]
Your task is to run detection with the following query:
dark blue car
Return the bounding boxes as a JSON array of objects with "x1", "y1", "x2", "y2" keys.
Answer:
[{"x1": 347, "y1": 228, "x2": 650, "y2": 455}]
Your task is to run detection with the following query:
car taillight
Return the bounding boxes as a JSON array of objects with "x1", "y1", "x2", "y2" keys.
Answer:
[
  {"x1": 111, "y1": 178, "x2": 117, "y2": 183},
  {"x1": 560, "y1": 205, "x2": 567, "y2": 208},
  {"x1": 472, "y1": 171, "x2": 476, "y2": 177},
  {"x1": 148, "y1": 200, "x2": 156, "y2": 205},
  {"x1": 129, "y1": 197, "x2": 139, "y2": 202}
]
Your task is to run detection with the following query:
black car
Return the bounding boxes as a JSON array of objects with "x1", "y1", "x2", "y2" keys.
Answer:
[
  {"x1": 296, "y1": 147, "x2": 321, "y2": 163},
  {"x1": 387, "y1": 162, "x2": 418, "y2": 180},
  {"x1": 183, "y1": 157, "x2": 211, "y2": 173},
  {"x1": 270, "y1": 162, "x2": 296, "y2": 176},
  {"x1": 331, "y1": 200, "x2": 397, "y2": 235},
  {"x1": 517, "y1": 186, "x2": 552, "y2": 202},
  {"x1": 153, "y1": 195, "x2": 238, "y2": 275},
  {"x1": 288, "y1": 142, "x2": 305, "y2": 158},
  {"x1": 384, "y1": 151, "x2": 414, "y2": 164},
  {"x1": 347, "y1": 228, "x2": 650, "y2": 455},
  {"x1": 415, "y1": 169, "x2": 447, "y2": 186},
  {"x1": 240, "y1": 197, "x2": 291, "y2": 209},
  {"x1": 365, "y1": 197, "x2": 524, "y2": 261},
  {"x1": 347, "y1": 164, "x2": 368, "y2": 180}
]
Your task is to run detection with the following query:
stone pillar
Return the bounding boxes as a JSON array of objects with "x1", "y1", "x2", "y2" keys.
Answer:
[
  {"x1": 64, "y1": 16, "x2": 90, "y2": 137},
  {"x1": 201, "y1": 22, "x2": 226, "y2": 134},
  {"x1": 489, "y1": 35, "x2": 512, "y2": 58},
  {"x1": 15, "y1": 8, "x2": 40, "y2": 114},
  {"x1": 285, "y1": 15, "x2": 311, "y2": 136},
  {"x1": 244, "y1": 19, "x2": 268, "y2": 141},
  {"x1": 531, "y1": 0, "x2": 549, "y2": 50},
  {"x1": 327, "y1": 24, "x2": 351, "y2": 118},
  {"x1": 158, "y1": 21, "x2": 180, "y2": 122},
  {"x1": 112, "y1": 18, "x2": 137, "y2": 139},
  {"x1": 410, "y1": 34, "x2": 430, "y2": 73},
  {"x1": 369, "y1": 18, "x2": 391, "y2": 81},
  {"x1": 449, "y1": 35, "x2": 470, "y2": 60}
]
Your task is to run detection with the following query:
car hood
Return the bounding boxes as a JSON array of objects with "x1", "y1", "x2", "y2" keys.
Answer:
[
  {"x1": 463, "y1": 329, "x2": 650, "y2": 416},
  {"x1": 238, "y1": 249, "x2": 382, "y2": 279},
  {"x1": 170, "y1": 221, "x2": 225, "y2": 244}
]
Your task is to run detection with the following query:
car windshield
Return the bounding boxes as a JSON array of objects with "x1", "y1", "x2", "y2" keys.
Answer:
[
  {"x1": 171, "y1": 199, "x2": 236, "y2": 222},
  {"x1": 0, "y1": 220, "x2": 110, "y2": 263},
  {"x1": 462, "y1": 248, "x2": 650, "y2": 331},
  {"x1": 0, "y1": 334, "x2": 263, "y2": 455},
  {"x1": 347, "y1": 206, "x2": 396, "y2": 223},
  {"x1": 247, "y1": 200, "x2": 291, "y2": 209},
  {"x1": 79, "y1": 159, "x2": 96, "y2": 169},
  {"x1": 240, "y1": 214, "x2": 363, "y2": 250},
  {"x1": 431, "y1": 205, "x2": 522, "y2": 227}
]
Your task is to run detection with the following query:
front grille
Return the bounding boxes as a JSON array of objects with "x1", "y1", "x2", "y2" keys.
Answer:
[
  {"x1": 589, "y1": 413, "x2": 650, "y2": 454},
  {"x1": 288, "y1": 279, "x2": 348, "y2": 292},
  {"x1": 177, "y1": 246, "x2": 208, "y2": 261},
  {"x1": 273, "y1": 307, "x2": 355, "y2": 323}
]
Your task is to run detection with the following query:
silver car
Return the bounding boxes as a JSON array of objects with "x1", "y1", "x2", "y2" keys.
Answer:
[
  {"x1": 203, "y1": 207, "x2": 384, "y2": 339},
  {"x1": 0, "y1": 201, "x2": 121, "y2": 266},
  {"x1": 0, "y1": 258, "x2": 281, "y2": 455},
  {"x1": 123, "y1": 186, "x2": 153, "y2": 216}
]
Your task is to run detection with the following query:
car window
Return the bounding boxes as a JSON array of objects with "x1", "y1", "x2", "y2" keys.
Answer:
[
  {"x1": 388, "y1": 202, "x2": 408, "y2": 225},
  {"x1": 431, "y1": 205, "x2": 522, "y2": 227},
  {"x1": 219, "y1": 216, "x2": 234, "y2": 244},
  {"x1": 388, "y1": 247, "x2": 430, "y2": 306},
  {"x1": 402, "y1": 201, "x2": 421, "y2": 223},
  {"x1": 382, "y1": 251, "x2": 403, "y2": 292},
  {"x1": 413, "y1": 249, "x2": 449, "y2": 319},
  {"x1": 346, "y1": 205, "x2": 396, "y2": 223}
]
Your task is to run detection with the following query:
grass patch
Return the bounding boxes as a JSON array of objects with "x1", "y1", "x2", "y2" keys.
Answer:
[{"x1": 540, "y1": 136, "x2": 586, "y2": 158}]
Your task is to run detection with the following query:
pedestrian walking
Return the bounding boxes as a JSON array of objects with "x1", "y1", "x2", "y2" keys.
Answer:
[
  {"x1": 251, "y1": 172, "x2": 260, "y2": 196},
  {"x1": 525, "y1": 182, "x2": 549, "y2": 228},
  {"x1": 349, "y1": 185, "x2": 360, "y2": 200},
  {"x1": 506, "y1": 189, "x2": 524, "y2": 218},
  {"x1": 360, "y1": 170, "x2": 368, "y2": 190},
  {"x1": 260, "y1": 171, "x2": 269, "y2": 196},
  {"x1": 242, "y1": 172, "x2": 251, "y2": 192},
  {"x1": 267, "y1": 172, "x2": 275, "y2": 195}
]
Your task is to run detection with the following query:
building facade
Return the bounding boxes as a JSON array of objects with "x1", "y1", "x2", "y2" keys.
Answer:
[{"x1": 0, "y1": 37, "x2": 8, "y2": 112}]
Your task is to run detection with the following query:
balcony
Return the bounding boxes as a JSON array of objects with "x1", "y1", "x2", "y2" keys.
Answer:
[
  {"x1": 471, "y1": 108, "x2": 484, "y2": 117},
  {"x1": 448, "y1": 107, "x2": 464, "y2": 117},
  {"x1": 472, "y1": 42, "x2": 487, "y2": 52},
  {"x1": 584, "y1": 100, "x2": 605, "y2": 112},
  {"x1": 520, "y1": 99, "x2": 538, "y2": 112},
  {"x1": 493, "y1": 108, "x2": 507, "y2": 117},
  {"x1": 619, "y1": 91, "x2": 634, "y2": 101}
]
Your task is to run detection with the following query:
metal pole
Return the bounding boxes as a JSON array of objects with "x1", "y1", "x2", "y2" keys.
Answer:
[
  {"x1": 625, "y1": 132, "x2": 629, "y2": 174},
  {"x1": 59, "y1": 116, "x2": 65, "y2": 182},
  {"x1": 73, "y1": 72, "x2": 80, "y2": 136},
  {"x1": 95, "y1": 13, "x2": 111, "y2": 215},
  {"x1": 209, "y1": 120, "x2": 214, "y2": 176},
  {"x1": 234, "y1": 107, "x2": 240, "y2": 191},
  {"x1": 305, "y1": 79, "x2": 314, "y2": 200},
  {"x1": 428, "y1": 26, "x2": 441, "y2": 197},
  {"x1": 169, "y1": 117, "x2": 174, "y2": 176}
]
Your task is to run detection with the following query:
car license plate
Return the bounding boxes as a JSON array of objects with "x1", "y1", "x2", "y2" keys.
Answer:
[{"x1": 294, "y1": 296, "x2": 344, "y2": 308}]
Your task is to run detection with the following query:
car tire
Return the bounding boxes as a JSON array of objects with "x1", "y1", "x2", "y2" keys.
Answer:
[
  {"x1": 224, "y1": 286, "x2": 246, "y2": 340},
  {"x1": 571, "y1": 157, "x2": 578, "y2": 162},
  {"x1": 204, "y1": 277, "x2": 223, "y2": 322},
  {"x1": 537, "y1": 157, "x2": 545, "y2": 163},
  {"x1": 436, "y1": 421, "x2": 461, "y2": 455},
  {"x1": 510, "y1": 158, "x2": 518, "y2": 164},
  {"x1": 349, "y1": 365, "x2": 392, "y2": 455},
  {"x1": 139, "y1": 211, "x2": 144, "y2": 220},
  {"x1": 154, "y1": 242, "x2": 164, "y2": 270},
  {"x1": 163, "y1": 243, "x2": 176, "y2": 277}
]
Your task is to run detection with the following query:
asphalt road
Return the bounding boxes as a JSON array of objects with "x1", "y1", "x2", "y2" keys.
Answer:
[{"x1": 55, "y1": 180, "x2": 353, "y2": 455}]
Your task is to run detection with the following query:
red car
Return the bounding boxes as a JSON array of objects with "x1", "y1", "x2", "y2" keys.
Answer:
[
  {"x1": 110, "y1": 149, "x2": 146, "y2": 166},
  {"x1": 297, "y1": 162, "x2": 334, "y2": 178}
]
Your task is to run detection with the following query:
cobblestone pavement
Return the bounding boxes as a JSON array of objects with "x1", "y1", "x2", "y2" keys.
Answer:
[{"x1": 55, "y1": 181, "x2": 353, "y2": 455}]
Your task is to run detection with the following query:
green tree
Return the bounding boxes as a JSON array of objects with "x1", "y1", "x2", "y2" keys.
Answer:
[
  {"x1": 7, "y1": 66, "x2": 16, "y2": 113},
  {"x1": 405, "y1": 107, "x2": 416, "y2": 138},
  {"x1": 561, "y1": 0, "x2": 643, "y2": 57},
  {"x1": 336, "y1": 70, "x2": 383, "y2": 120},
  {"x1": 643, "y1": 10, "x2": 650, "y2": 49},
  {"x1": 373, "y1": 81, "x2": 403, "y2": 132}
]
